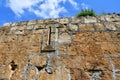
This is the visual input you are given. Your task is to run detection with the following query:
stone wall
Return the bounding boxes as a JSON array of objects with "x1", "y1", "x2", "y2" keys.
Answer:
[
  {"x1": 0, "y1": 14, "x2": 120, "y2": 80},
  {"x1": 3, "y1": 14, "x2": 120, "y2": 33}
]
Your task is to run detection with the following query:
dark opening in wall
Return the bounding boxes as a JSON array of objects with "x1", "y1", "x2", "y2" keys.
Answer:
[
  {"x1": 64, "y1": 24, "x2": 67, "y2": 26},
  {"x1": 35, "y1": 65, "x2": 46, "y2": 71},
  {"x1": 89, "y1": 69, "x2": 102, "y2": 74},
  {"x1": 88, "y1": 69, "x2": 102, "y2": 80},
  {"x1": 10, "y1": 60, "x2": 17, "y2": 71}
]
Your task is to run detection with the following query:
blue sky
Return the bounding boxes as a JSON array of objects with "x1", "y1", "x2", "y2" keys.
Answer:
[{"x1": 0, "y1": 0, "x2": 120, "y2": 26}]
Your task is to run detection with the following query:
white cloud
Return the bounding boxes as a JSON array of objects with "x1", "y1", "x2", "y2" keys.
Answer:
[
  {"x1": 68, "y1": 0, "x2": 78, "y2": 9},
  {"x1": 81, "y1": 3, "x2": 89, "y2": 9},
  {"x1": 6, "y1": 0, "x2": 79, "y2": 18}
]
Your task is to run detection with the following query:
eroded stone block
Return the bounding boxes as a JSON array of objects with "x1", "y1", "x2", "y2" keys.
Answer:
[
  {"x1": 69, "y1": 23, "x2": 79, "y2": 31},
  {"x1": 94, "y1": 23, "x2": 105, "y2": 31},
  {"x1": 105, "y1": 14, "x2": 120, "y2": 22},
  {"x1": 27, "y1": 20, "x2": 37, "y2": 25},
  {"x1": 114, "y1": 22, "x2": 120, "y2": 30},
  {"x1": 71, "y1": 17, "x2": 84, "y2": 23},
  {"x1": 26, "y1": 25, "x2": 34, "y2": 30},
  {"x1": 37, "y1": 20, "x2": 44, "y2": 24},
  {"x1": 60, "y1": 18, "x2": 69, "y2": 24},
  {"x1": 10, "y1": 26, "x2": 18, "y2": 31},
  {"x1": 79, "y1": 24, "x2": 94, "y2": 31},
  {"x1": 104, "y1": 22, "x2": 117, "y2": 30},
  {"x1": 84, "y1": 16, "x2": 97, "y2": 23},
  {"x1": 20, "y1": 21, "x2": 27, "y2": 26}
]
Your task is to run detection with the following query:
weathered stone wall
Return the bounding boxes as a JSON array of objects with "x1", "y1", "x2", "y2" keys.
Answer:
[
  {"x1": 3, "y1": 14, "x2": 120, "y2": 32},
  {"x1": 0, "y1": 14, "x2": 120, "y2": 80}
]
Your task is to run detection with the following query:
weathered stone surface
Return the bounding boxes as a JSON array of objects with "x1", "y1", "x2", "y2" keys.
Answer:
[
  {"x1": 71, "y1": 17, "x2": 84, "y2": 23},
  {"x1": 10, "y1": 26, "x2": 18, "y2": 31},
  {"x1": 30, "y1": 56, "x2": 47, "y2": 66},
  {"x1": 17, "y1": 25, "x2": 27, "y2": 31},
  {"x1": 60, "y1": 18, "x2": 69, "y2": 24},
  {"x1": 84, "y1": 16, "x2": 97, "y2": 23},
  {"x1": 105, "y1": 14, "x2": 120, "y2": 22},
  {"x1": 20, "y1": 21, "x2": 27, "y2": 26},
  {"x1": 34, "y1": 24, "x2": 46, "y2": 30},
  {"x1": 115, "y1": 22, "x2": 120, "y2": 30},
  {"x1": 94, "y1": 23, "x2": 105, "y2": 31},
  {"x1": 104, "y1": 22, "x2": 117, "y2": 30},
  {"x1": 79, "y1": 24, "x2": 94, "y2": 31},
  {"x1": 52, "y1": 18, "x2": 60, "y2": 22},
  {"x1": 14, "y1": 30, "x2": 25, "y2": 35},
  {"x1": 58, "y1": 32, "x2": 72, "y2": 45},
  {"x1": 69, "y1": 23, "x2": 79, "y2": 31},
  {"x1": 11, "y1": 22, "x2": 20, "y2": 27},
  {"x1": 0, "y1": 14, "x2": 120, "y2": 80},
  {"x1": 27, "y1": 20, "x2": 37, "y2": 25},
  {"x1": 26, "y1": 25, "x2": 34, "y2": 30},
  {"x1": 97, "y1": 15, "x2": 106, "y2": 22},
  {"x1": 37, "y1": 20, "x2": 44, "y2": 24}
]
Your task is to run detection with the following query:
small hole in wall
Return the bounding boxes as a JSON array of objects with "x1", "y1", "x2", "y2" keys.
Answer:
[
  {"x1": 88, "y1": 69, "x2": 102, "y2": 80},
  {"x1": 12, "y1": 38, "x2": 15, "y2": 40},
  {"x1": 35, "y1": 65, "x2": 46, "y2": 71},
  {"x1": 111, "y1": 16, "x2": 114, "y2": 18},
  {"x1": 19, "y1": 30, "x2": 23, "y2": 32},
  {"x1": 10, "y1": 60, "x2": 17, "y2": 71},
  {"x1": 64, "y1": 24, "x2": 67, "y2": 26}
]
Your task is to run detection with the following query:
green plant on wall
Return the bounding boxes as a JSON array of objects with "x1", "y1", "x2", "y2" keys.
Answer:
[{"x1": 76, "y1": 9, "x2": 96, "y2": 17}]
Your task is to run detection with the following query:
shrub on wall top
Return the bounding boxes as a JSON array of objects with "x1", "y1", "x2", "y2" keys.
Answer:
[{"x1": 76, "y1": 9, "x2": 96, "y2": 17}]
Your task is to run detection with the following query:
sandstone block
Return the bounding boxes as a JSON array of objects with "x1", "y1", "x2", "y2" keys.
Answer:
[
  {"x1": 34, "y1": 24, "x2": 46, "y2": 30},
  {"x1": 79, "y1": 24, "x2": 94, "y2": 31},
  {"x1": 60, "y1": 18, "x2": 69, "y2": 24},
  {"x1": 71, "y1": 17, "x2": 84, "y2": 23},
  {"x1": 94, "y1": 23, "x2": 105, "y2": 31},
  {"x1": 11, "y1": 22, "x2": 21, "y2": 26},
  {"x1": 114, "y1": 22, "x2": 120, "y2": 30},
  {"x1": 51, "y1": 18, "x2": 60, "y2": 22},
  {"x1": 97, "y1": 15, "x2": 106, "y2": 21},
  {"x1": 84, "y1": 16, "x2": 97, "y2": 23},
  {"x1": 27, "y1": 20, "x2": 37, "y2": 25},
  {"x1": 105, "y1": 14, "x2": 120, "y2": 22},
  {"x1": 37, "y1": 20, "x2": 44, "y2": 24},
  {"x1": 18, "y1": 25, "x2": 27, "y2": 31},
  {"x1": 69, "y1": 23, "x2": 79, "y2": 31},
  {"x1": 14, "y1": 30, "x2": 24, "y2": 35},
  {"x1": 20, "y1": 21, "x2": 27, "y2": 26},
  {"x1": 10, "y1": 26, "x2": 18, "y2": 31},
  {"x1": 58, "y1": 32, "x2": 72, "y2": 45},
  {"x1": 30, "y1": 56, "x2": 46, "y2": 67},
  {"x1": 26, "y1": 25, "x2": 34, "y2": 30},
  {"x1": 104, "y1": 22, "x2": 117, "y2": 30}
]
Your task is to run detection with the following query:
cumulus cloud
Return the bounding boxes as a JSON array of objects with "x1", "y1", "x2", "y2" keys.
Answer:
[
  {"x1": 6, "y1": 0, "x2": 79, "y2": 18},
  {"x1": 6, "y1": 0, "x2": 40, "y2": 17},
  {"x1": 68, "y1": 0, "x2": 78, "y2": 9},
  {"x1": 81, "y1": 3, "x2": 89, "y2": 9}
]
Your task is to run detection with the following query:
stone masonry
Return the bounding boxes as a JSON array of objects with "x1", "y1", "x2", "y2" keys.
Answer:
[{"x1": 0, "y1": 14, "x2": 120, "y2": 80}]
